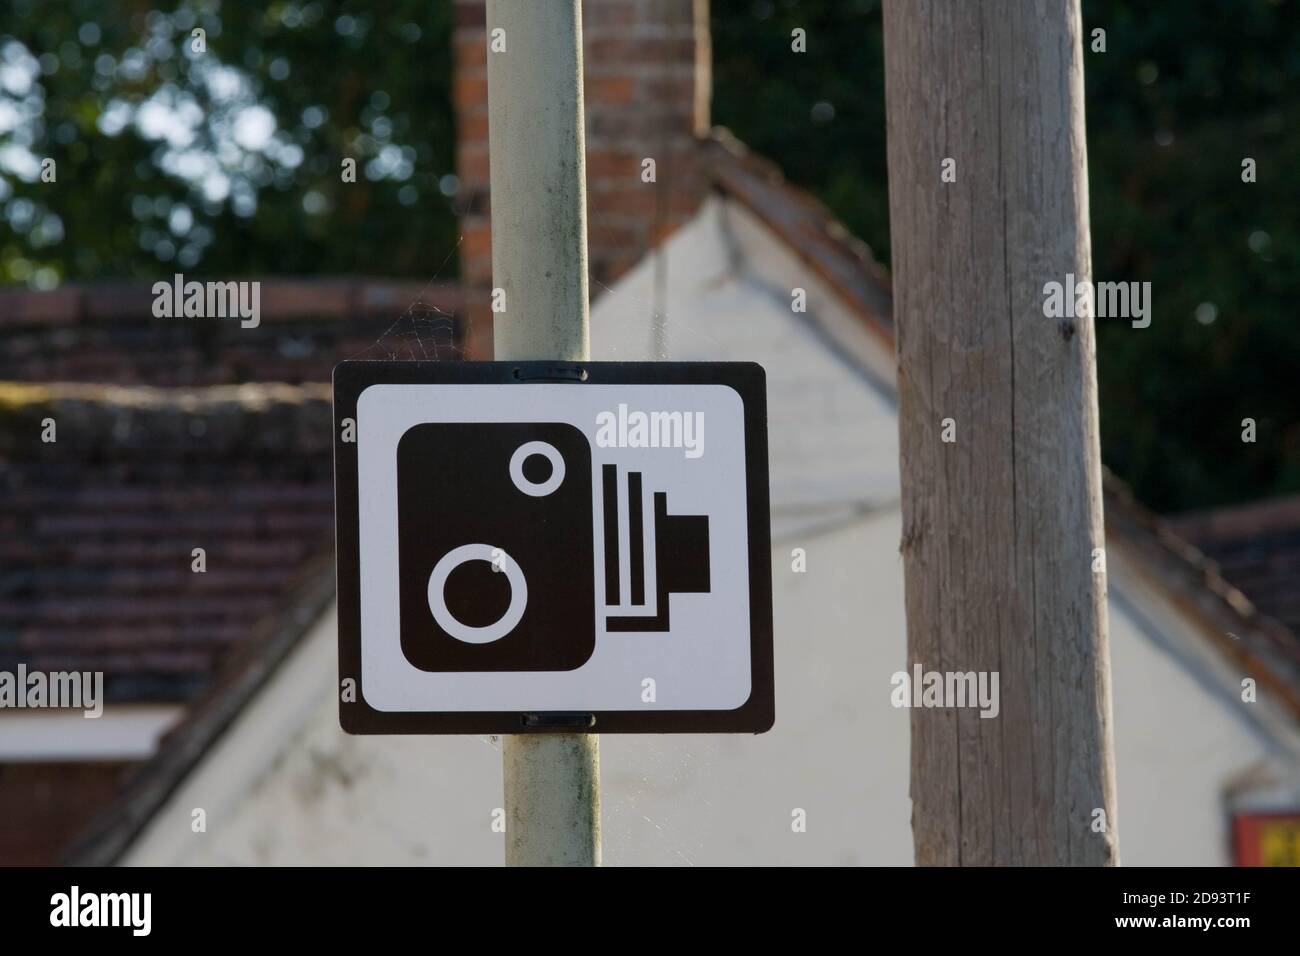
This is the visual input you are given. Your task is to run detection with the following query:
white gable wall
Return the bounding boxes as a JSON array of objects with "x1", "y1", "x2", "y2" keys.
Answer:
[
  {"x1": 123, "y1": 196, "x2": 1297, "y2": 866},
  {"x1": 591, "y1": 196, "x2": 902, "y2": 523}
]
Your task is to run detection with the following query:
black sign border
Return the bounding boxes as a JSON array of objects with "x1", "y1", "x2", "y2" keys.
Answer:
[{"x1": 334, "y1": 360, "x2": 775, "y2": 734}]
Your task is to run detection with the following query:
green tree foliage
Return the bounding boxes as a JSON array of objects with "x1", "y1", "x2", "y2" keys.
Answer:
[
  {"x1": 1, "y1": 0, "x2": 1296, "y2": 512},
  {"x1": 0, "y1": 0, "x2": 458, "y2": 285},
  {"x1": 1081, "y1": 1, "x2": 1300, "y2": 512},
  {"x1": 712, "y1": 0, "x2": 890, "y2": 260},
  {"x1": 713, "y1": 0, "x2": 1300, "y2": 512}
]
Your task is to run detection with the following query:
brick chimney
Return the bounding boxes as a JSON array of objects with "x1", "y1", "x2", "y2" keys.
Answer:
[{"x1": 452, "y1": 0, "x2": 712, "y2": 357}]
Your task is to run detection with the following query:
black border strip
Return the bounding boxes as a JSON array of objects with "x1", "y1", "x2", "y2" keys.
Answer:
[
  {"x1": 333, "y1": 360, "x2": 775, "y2": 735},
  {"x1": 627, "y1": 470, "x2": 645, "y2": 606},
  {"x1": 601, "y1": 463, "x2": 620, "y2": 601},
  {"x1": 8, "y1": 867, "x2": 1294, "y2": 936}
]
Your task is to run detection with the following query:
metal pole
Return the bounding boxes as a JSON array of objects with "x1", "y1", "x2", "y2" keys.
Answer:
[{"x1": 486, "y1": 0, "x2": 601, "y2": 866}]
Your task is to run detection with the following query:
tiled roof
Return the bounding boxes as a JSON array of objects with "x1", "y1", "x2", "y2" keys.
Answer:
[
  {"x1": 0, "y1": 382, "x2": 335, "y2": 703},
  {"x1": 0, "y1": 278, "x2": 464, "y2": 707},
  {"x1": 1105, "y1": 477, "x2": 1300, "y2": 718},
  {"x1": 1170, "y1": 496, "x2": 1300, "y2": 643},
  {"x1": 0, "y1": 279, "x2": 463, "y2": 386}
]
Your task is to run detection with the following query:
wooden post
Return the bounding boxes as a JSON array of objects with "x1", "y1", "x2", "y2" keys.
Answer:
[{"x1": 882, "y1": 0, "x2": 1120, "y2": 865}]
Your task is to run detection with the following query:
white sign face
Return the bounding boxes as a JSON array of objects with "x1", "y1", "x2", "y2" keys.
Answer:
[{"x1": 334, "y1": 362, "x2": 773, "y2": 735}]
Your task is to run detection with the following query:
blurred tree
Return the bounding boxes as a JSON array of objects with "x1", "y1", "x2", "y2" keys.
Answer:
[
  {"x1": 1081, "y1": 0, "x2": 1300, "y2": 513},
  {"x1": 713, "y1": 0, "x2": 1300, "y2": 513},
  {"x1": 0, "y1": 0, "x2": 457, "y2": 285}
]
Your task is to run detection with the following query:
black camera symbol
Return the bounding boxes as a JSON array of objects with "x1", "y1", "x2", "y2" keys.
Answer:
[
  {"x1": 601, "y1": 465, "x2": 711, "y2": 632},
  {"x1": 396, "y1": 421, "x2": 710, "y2": 673}
]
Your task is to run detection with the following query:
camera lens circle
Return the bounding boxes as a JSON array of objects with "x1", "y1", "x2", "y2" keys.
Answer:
[
  {"x1": 509, "y1": 440, "x2": 565, "y2": 496},
  {"x1": 427, "y1": 543, "x2": 528, "y2": 644}
]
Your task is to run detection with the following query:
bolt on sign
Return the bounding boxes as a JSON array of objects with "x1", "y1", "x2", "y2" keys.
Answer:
[{"x1": 333, "y1": 361, "x2": 774, "y2": 734}]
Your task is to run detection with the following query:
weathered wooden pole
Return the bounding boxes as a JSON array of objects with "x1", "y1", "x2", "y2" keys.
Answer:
[{"x1": 882, "y1": 0, "x2": 1120, "y2": 865}]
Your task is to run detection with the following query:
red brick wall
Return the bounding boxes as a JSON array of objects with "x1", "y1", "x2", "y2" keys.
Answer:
[
  {"x1": 0, "y1": 762, "x2": 138, "y2": 865},
  {"x1": 453, "y1": 0, "x2": 711, "y2": 357}
]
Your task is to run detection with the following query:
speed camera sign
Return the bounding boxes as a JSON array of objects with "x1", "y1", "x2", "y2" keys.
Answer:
[{"x1": 333, "y1": 360, "x2": 773, "y2": 734}]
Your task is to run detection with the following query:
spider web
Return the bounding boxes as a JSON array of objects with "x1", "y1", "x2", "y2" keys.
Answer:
[{"x1": 349, "y1": 235, "x2": 467, "y2": 362}]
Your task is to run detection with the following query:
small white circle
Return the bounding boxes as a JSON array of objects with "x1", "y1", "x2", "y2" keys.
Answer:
[
  {"x1": 509, "y1": 440, "x2": 565, "y2": 497},
  {"x1": 427, "y1": 543, "x2": 528, "y2": 644}
]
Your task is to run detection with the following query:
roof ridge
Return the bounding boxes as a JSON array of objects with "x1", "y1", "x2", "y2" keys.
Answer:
[
  {"x1": 1169, "y1": 493, "x2": 1300, "y2": 543},
  {"x1": 0, "y1": 382, "x2": 334, "y2": 465},
  {"x1": 0, "y1": 380, "x2": 331, "y2": 409},
  {"x1": 1105, "y1": 469, "x2": 1300, "y2": 718},
  {"x1": 701, "y1": 126, "x2": 894, "y2": 344},
  {"x1": 0, "y1": 278, "x2": 461, "y2": 328}
]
